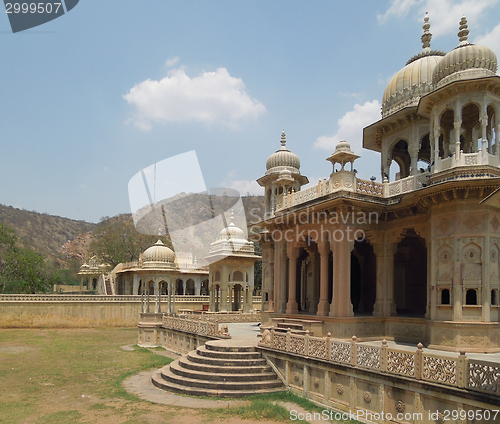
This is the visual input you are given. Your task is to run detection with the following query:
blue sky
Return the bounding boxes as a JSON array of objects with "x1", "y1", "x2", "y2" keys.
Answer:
[{"x1": 1, "y1": 0, "x2": 500, "y2": 223}]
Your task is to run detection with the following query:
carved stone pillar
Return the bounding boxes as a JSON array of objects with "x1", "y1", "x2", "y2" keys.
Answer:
[
  {"x1": 330, "y1": 231, "x2": 353, "y2": 317},
  {"x1": 286, "y1": 243, "x2": 299, "y2": 314},
  {"x1": 409, "y1": 147, "x2": 419, "y2": 176},
  {"x1": 454, "y1": 120, "x2": 462, "y2": 158},
  {"x1": 274, "y1": 240, "x2": 287, "y2": 313},
  {"x1": 373, "y1": 242, "x2": 398, "y2": 317},
  {"x1": 483, "y1": 234, "x2": 491, "y2": 322},
  {"x1": 316, "y1": 240, "x2": 330, "y2": 316},
  {"x1": 453, "y1": 239, "x2": 463, "y2": 321}
]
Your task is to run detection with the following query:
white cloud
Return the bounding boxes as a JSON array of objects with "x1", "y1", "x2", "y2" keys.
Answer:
[
  {"x1": 377, "y1": 0, "x2": 420, "y2": 24},
  {"x1": 474, "y1": 22, "x2": 500, "y2": 64},
  {"x1": 221, "y1": 170, "x2": 263, "y2": 196},
  {"x1": 340, "y1": 92, "x2": 363, "y2": 98},
  {"x1": 165, "y1": 56, "x2": 180, "y2": 68},
  {"x1": 314, "y1": 100, "x2": 381, "y2": 154},
  {"x1": 227, "y1": 179, "x2": 264, "y2": 196},
  {"x1": 124, "y1": 67, "x2": 266, "y2": 130},
  {"x1": 378, "y1": 0, "x2": 498, "y2": 38}
]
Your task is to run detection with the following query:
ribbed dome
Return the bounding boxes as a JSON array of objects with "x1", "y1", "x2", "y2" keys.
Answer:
[
  {"x1": 265, "y1": 130, "x2": 300, "y2": 175},
  {"x1": 433, "y1": 16, "x2": 497, "y2": 87},
  {"x1": 382, "y1": 14, "x2": 445, "y2": 118},
  {"x1": 142, "y1": 239, "x2": 175, "y2": 263},
  {"x1": 383, "y1": 54, "x2": 444, "y2": 117},
  {"x1": 217, "y1": 221, "x2": 246, "y2": 241}
]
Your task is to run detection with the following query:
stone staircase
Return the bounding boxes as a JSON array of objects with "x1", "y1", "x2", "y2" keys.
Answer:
[{"x1": 152, "y1": 340, "x2": 285, "y2": 397}]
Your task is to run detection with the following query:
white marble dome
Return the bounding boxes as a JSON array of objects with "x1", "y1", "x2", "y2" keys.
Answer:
[
  {"x1": 142, "y1": 239, "x2": 175, "y2": 265},
  {"x1": 265, "y1": 130, "x2": 301, "y2": 175},
  {"x1": 432, "y1": 17, "x2": 497, "y2": 87},
  {"x1": 382, "y1": 14, "x2": 445, "y2": 118}
]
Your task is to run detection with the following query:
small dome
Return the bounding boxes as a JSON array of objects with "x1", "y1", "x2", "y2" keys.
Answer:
[
  {"x1": 335, "y1": 140, "x2": 352, "y2": 153},
  {"x1": 217, "y1": 221, "x2": 246, "y2": 241},
  {"x1": 265, "y1": 130, "x2": 301, "y2": 175},
  {"x1": 142, "y1": 239, "x2": 175, "y2": 264},
  {"x1": 277, "y1": 169, "x2": 294, "y2": 182},
  {"x1": 80, "y1": 263, "x2": 90, "y2": 270},
  {"x1": 432, "y1": 16, "x2": 497, "y2": 87},
  {"x1": 209, "y1": 215, "x2": 254, "y2": 256},
  {"x1": 382, "y1": 14, "x2": 445, "y2": 117}
]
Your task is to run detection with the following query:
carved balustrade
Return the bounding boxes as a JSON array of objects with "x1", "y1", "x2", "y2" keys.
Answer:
[
  {"x1": 258, "y1": 328, "x2": 500, "y2": 397},
  {"x1": 162, "y1": 314, "x2": 227, "y2": 338}
]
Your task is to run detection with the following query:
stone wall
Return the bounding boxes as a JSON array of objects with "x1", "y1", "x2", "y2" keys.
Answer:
[{"x1": 0, "y1": 295, "x2": 208, "y2": 327}]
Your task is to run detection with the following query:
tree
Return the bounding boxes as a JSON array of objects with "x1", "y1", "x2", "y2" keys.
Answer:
[
  {"x1": 0, "y1": 223, "x2": 53, "y2": 294},
  {"x1": 88, "y1": 215, "x2": 170, "y2": 268}
]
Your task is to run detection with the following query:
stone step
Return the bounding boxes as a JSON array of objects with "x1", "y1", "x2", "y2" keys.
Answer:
[
  {"x1": 170, "y1": 360, "x2": 278, "y2": 382},
  {"x1": 277, "y1": 322, "x2": 303, "y2": 330},
  {"x1": 152, "y1": 371, "x2": 285, "y2": 398},
  {"x1": 205, "y1": 341, "x2": 256, "y2": 353},
  {"x1": 160, "y1": 365, "x2": 284, "y2": 391},
  {"x1": 186, "y1": 350, "x2": 267, "y2": 367},
  {"x1": 274, "y1": 328, "x2": 311, "y2": 335},
  {"x1": 178, "y1": 357, "x2": 272, "y2": 374},
  {"x1": 196, "y1": 345, "x2": 261, "y2": 360}
]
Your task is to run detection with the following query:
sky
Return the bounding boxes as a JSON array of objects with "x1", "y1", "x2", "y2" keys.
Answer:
[{"x1": 1, "y1": 0, "x2": 500, "y2": 223}]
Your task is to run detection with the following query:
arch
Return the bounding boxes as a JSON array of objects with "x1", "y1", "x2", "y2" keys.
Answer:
[
  {"x1": 418, "y1": 133, "x2": 431, "y2": 163},
  {"x1": 466, "y1": 289, "x2": 478, "y2": 305},
  {"x1": 232, "y1": 283, "x2": 243, "y2": 311},
  {"x1": 394, "y1": 229, "x2": 427, "y2": 316},
  {"x1": 461, "y1": 102, "x2": 481, "y2": 153},
  {"x1": 390, "y1": 139, "x2": 410, "y2": 180},
  {"x1": 176, "y1": 279, "x2": 184, "y2": 295},
  {"x1": 201, "y1": 279, "x2": 209, "y2": 295},
  {"x1": 491, "y1": 289, "x2": 498, "y2": 306},
  {"x1": 232, "y1": 270, "x2": 244, "y2": 281},
  {"x1": 351, "y1": 239, "x2": 376, "y2": 315},
  {"x1": 213, "y1": 270, "x2": 220, "y2": 282},
  {"x1": 439, "y1": 108, "x2": 455, "y2": 157},
  {"x1": 159, "y1": 280, "x2": 168, "y2": 295},
  {"x1": 185, "y1": 279, "x2": 195, "y2": 295},
  {"x1": 145, "y1": 279, "x2": 155, "y2": 295},
  {"x1": 92, "y1": 278, "x2": 97, "y2": 291},
  {"x1": 441, "y1": 289, "x2": 451, "y2": 305}
]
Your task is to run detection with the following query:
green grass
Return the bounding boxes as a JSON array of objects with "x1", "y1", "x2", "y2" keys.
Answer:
[
  {"x1": 201, "y1": 391, "x2": 362, "y2": 423},
  {"x1": 0, "y1": 328, "x2": 361, "y2": 424}
]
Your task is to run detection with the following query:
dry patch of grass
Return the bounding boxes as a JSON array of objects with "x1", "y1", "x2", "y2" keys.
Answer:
[{"x1": 0, "y1": 328, "x2": 360, "y2": 424}]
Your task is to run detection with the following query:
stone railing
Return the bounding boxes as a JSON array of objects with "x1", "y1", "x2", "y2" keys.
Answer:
[
  {"x1": 0, "y1": 294, "x2": 209, "y2": 302},
  {"x1": 184, "y1": 310, "x2": 261, "y2": 323},
  {"x1": 386, "y1": 172, "x2": 430, "y2": 196},
  {"x1": 259, "y1": 329, "x2": 500, "y2": 396},
  {"x1": 356, "y1": 178, "x2": 384, "y2": 196},
  {"x1": 275, "y1": 172, "x2": 431, "y2": 212},
  {"x1": 162, "y1": 315, "x2": 229, "y2": 338},
  {"x1": 435, "y1": 148, "x2": 499, "y2": 173}
]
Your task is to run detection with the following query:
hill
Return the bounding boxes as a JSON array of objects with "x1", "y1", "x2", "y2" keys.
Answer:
[
  {"x1": 0, "y1": 204, "x2": 96, "y2": 264},
  {"x1": 0, "y1": 195, "x2": 265, "y2": 265}
]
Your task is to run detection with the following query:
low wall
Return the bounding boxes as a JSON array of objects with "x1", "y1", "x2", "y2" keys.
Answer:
[
  {"x1": 0, "y1": 295, "x2": 262, "y2": 328},
  {"x1": 0, "y1": 295, "x2": 207, "y2": 327}
]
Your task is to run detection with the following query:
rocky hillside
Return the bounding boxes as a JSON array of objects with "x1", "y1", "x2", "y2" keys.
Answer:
[
  {"x1": 0, "y1": 204, "x2": 96, "y2": 264},
  {"x1": 1, "y1": 195, "x2": 265, "y2": 265}
]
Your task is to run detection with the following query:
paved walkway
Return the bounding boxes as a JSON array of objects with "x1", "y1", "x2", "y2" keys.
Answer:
[{"x1": 123, "y1": 322, "x2": 266, "y2": 409}]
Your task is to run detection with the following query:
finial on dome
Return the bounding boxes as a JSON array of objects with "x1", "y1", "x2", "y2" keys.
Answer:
[
  {"x1": 281, "y1": 129, "x2": 286, "y2": 147},
  {"x1": 458, "y1": 15, "x2": 469, "y2": 45},
  {"x1": 421, "y1": 12, "x2": 432, "y2": 50},
  {"x1": 229, "y1": 209, "x2": 235, "y2": 226}
]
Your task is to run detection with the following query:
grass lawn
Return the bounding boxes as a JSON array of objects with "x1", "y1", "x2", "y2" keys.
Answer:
[{"x1": 0, "y1": 328, "x2": 360, "y2": 424}]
